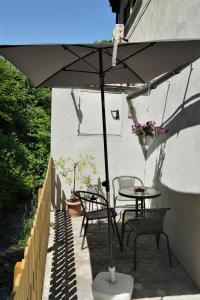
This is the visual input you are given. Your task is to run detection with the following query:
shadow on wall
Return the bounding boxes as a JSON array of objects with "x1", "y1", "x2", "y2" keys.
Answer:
[
  {"x1": 51, "y1": 158, "x2": 67, "y2": 211},
  {"x1": 127, "y1": 97, "x2": 147, "y2": 158},
  {"x1": 147, "y1": 92, "x2": 200, "y2": 160},
  {"x1": 71, "y1": 89, "x2": 83, "y2": 124},
  {"x1": 151, "y1": 142, "x2": 200, "y2": 209},
  {"x1": 150, "y1": 142, "x2": 200, "y2": 287}
]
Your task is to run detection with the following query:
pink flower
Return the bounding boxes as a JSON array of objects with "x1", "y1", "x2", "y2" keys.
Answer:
[{"x1": 132, "y1": 121, "x2": 166, "y2": 137}]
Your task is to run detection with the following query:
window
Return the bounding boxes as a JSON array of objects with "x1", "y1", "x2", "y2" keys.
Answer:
[
  {"x1": 123, "y1": 0, "x2": 138, "y2": 25},
  {"x1": 123, "y1": 0, "x2": 132, "y2": 25},
  {"x1": 77, "y1": 90, "x2": 123, "y2": 136}
]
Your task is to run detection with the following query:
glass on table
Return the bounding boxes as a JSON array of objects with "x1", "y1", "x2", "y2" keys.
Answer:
[{"x1": 134, "y1": 186, "x2": 145, "y2": 193}]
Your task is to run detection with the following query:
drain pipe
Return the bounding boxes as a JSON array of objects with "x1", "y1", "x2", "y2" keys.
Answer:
[{"x1": 127, "y1": 62, "x2": 193, "y2": 101}]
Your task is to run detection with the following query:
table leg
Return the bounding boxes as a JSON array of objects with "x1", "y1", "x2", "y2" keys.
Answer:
[
  {"x1": 136, "y1": 199, "x2": 138, "y2": 218},
  {"x1": 141, "y1": 198, "x2": 145, "y2": 209},
  {"x1": 136, "y1": 198, "x2": 145, "y2": 218}
]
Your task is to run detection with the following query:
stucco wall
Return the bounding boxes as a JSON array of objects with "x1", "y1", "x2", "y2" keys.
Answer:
[
  {"x1": 51, "y1": 0, "x2": 200, "y2": 288},
  {"x1": 121, "y1": 0, "x2": 200, "y2": 288},
  {"x1": 51, "y1": 88, "x2": 146, "y2": 202},
  {"x1": 126, "y1": 0, "x2": 200, "y2": 42}
]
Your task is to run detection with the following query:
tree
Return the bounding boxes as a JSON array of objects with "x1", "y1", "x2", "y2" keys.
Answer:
[
  {"x1": 0, "y1": 58, "x2": 51, "y2": 209},
  {"x1": 94, "y1": 39, "x2": 112, "y2": 43}
]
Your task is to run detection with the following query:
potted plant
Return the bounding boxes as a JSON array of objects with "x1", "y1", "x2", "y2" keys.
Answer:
[
  {"x1": 132, "y1": 121, "x2": 166, "y2": 145},
  {"x1": 55, "y1": 154, "x2": 97, "y2": 217}
]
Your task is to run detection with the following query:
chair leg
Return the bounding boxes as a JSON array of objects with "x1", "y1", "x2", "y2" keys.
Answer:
[
  {"x1": 126, "y1": 230, "x2": 134, "y2": 247},
  {"x1": 117, "y1": 210, "x2": 123, "y2": 224},
  {"x1": 136, "y1": 200, "x2": 139, "y2": 218},
  {"x1": 121, "y1": 211, "x2": 126, "y2": 251},
  {"x1": 134, "y1": 234, "x2": 140, "y2": 270},
  {"x1": 81, "y1": 219, "x2": 89, "y2": 250},
  {"x1": 142, "y1": 199, "x2": 145, "y2": 209},
  {"x1": 161, "y1": 232, "x2": 172, "y2": 266},
  {"x1": 113, "y1": 217, "x2": 121, "y2": 250},
  {"x1": 80, "y1": 215, "x2": 85, "y2": 237},
  {"x1": 155, "y1": 233, "x2": 160, "y2": 248},
  {"x1": 114, "y1": 197, "x2": 116, "y2": 210},
  {"x1": 98, "y1": 219, "x2": 101, "y2": 228},
  {"x1": 111, "y1": 218, "x2": 115, "y2": 233}
]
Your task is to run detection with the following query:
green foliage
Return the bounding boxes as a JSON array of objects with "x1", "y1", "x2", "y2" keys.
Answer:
[
  {"x1": 55, "y1": 154, "x2": 98, "y2": 192},
  {"x1": 11, "y1": 197, "x2": 37, "y2": 248},
  {"x1": 94, "y1": 39, "x2": 112, "y2": 44},
  {"x1": 0, "y1": 58, "x2": 51, "y2": 209}
]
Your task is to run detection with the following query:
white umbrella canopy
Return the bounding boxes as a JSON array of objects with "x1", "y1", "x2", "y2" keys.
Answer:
[
  {"x1": 1, "y1": 40, "x2": 200, "y2": 286},
  {"x1": 1, "y1": 40, "x2": 200, "y2": 199},
  {"x1": 1, "y1": 40, "x2": 200, "y2": 88}
]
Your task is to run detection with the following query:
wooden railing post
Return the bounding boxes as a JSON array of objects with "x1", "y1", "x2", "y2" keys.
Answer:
[
  {"x1": 37, "y1": 188, "x2": 43, "y2": 203},
  {"x1": 10, "y1": 158, "x2": 52, "y2": 300},
  {"x1": 13, "y1": 262, "x2": 22, "y2": 287}
]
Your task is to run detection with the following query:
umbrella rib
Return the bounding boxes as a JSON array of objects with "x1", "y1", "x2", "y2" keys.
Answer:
[
  {"x1": 37, "y1": 47, "x2": 99, "y2": 87},
  {"x1": 37, "y1": 67, "x2": 64, "y2": 87},
  {"x1": 103, "y1": 49, "x2": 145, "y2": 83},
  {"x1": 70, "y1": 43, "x2": 114, "y2": 50},
  {"x1": 104, "y1": 50, "x2": 145, "y2": 83},
  {"x1": 63, "y1": 69, "x2": 98, "y2": 74},
  {"x1": 103, "y1": 42, "x2": 156, "y2": 83},
  {"x1": 105, "y1": 42, "x2": 156, "y2": 71},
  {"x1": 63, "y1": 45, "x2": 99, "y2": 72}
]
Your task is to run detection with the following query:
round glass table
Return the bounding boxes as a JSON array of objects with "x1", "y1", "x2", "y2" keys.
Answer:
[{"x1": 119, "y1": 186, "x2": 161, "y2": 213}]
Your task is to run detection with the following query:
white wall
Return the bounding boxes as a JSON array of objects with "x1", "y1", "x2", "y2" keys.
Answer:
[
  {"x1": 51, "y1": 88, "x2": 146, "y2": 202},
  {"x1": 51, "y1": 0, "x2": 200, "y2": 288},
  {"x1": 119, "y1": 0, "x2": 200, "y2": 288},
  {"x1": 126, "y1": 0, "x2": 200, "y2": 42}
]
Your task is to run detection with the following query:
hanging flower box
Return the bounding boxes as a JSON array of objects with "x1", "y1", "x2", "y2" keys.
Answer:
[
  {"x1": 132, "y1": 121, "x2": 167, "y2": 146},
  {"x1": 138, "y1": 135, "x2": 154, "y2": 145}
]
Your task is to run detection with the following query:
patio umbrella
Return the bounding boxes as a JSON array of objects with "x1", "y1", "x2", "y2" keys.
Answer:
[{"x1": 1, "y1": 40, "x2": 200, "y2": 284}]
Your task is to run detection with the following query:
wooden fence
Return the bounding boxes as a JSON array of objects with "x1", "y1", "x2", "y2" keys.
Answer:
[{"x1": 10, "y1": 158, "x2": 52, "y2": 300}]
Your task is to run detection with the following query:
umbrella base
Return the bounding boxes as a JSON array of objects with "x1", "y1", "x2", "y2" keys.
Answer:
[{"x1": 91, "y1": 271, "x2": 134, "y2": 300}]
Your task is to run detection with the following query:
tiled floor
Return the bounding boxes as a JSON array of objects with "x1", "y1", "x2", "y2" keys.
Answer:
[{"x1": 43, "y1": 212, "x2": 200, "y2": 300}]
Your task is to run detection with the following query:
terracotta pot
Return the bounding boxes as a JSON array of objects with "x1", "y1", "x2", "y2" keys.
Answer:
[
  {"x1": 138, "y1": 135, "x2": 154, "y2": 145},
  {"x1": 65, "y1": 199, "x2": 82, "y2": 217}
]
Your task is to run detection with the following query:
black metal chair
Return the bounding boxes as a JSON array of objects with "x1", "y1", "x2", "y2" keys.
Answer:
[
  {"x1": 125, "y1": 208, "x2": 172, "y2": 270},
  {"x1": 74, "y1": 190, "x2": 121, "y2": 250},
  {"x1": 78, "y1": 183, "x2": 102, "y2": 237}
]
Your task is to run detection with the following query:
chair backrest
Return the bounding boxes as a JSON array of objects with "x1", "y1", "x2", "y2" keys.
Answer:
[
  {"x1": 74, "y1": 190, "x2": 108, "y2": 215},
  {"x1": 140, "y1": 208, "x2": 170, "y2": 233},
  {"x1": 112, "y1": 176, "x2": 144, "y2": 202}
]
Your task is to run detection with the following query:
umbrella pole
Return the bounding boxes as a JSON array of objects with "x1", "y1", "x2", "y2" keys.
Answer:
[{"x1": 99, "y1": 49, "x2": 115, "y2": 283}]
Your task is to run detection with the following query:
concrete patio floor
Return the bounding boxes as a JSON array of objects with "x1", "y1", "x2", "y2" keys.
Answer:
[{"x1": 43, "y1": 210, "x2": 200, "y2": 300}]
